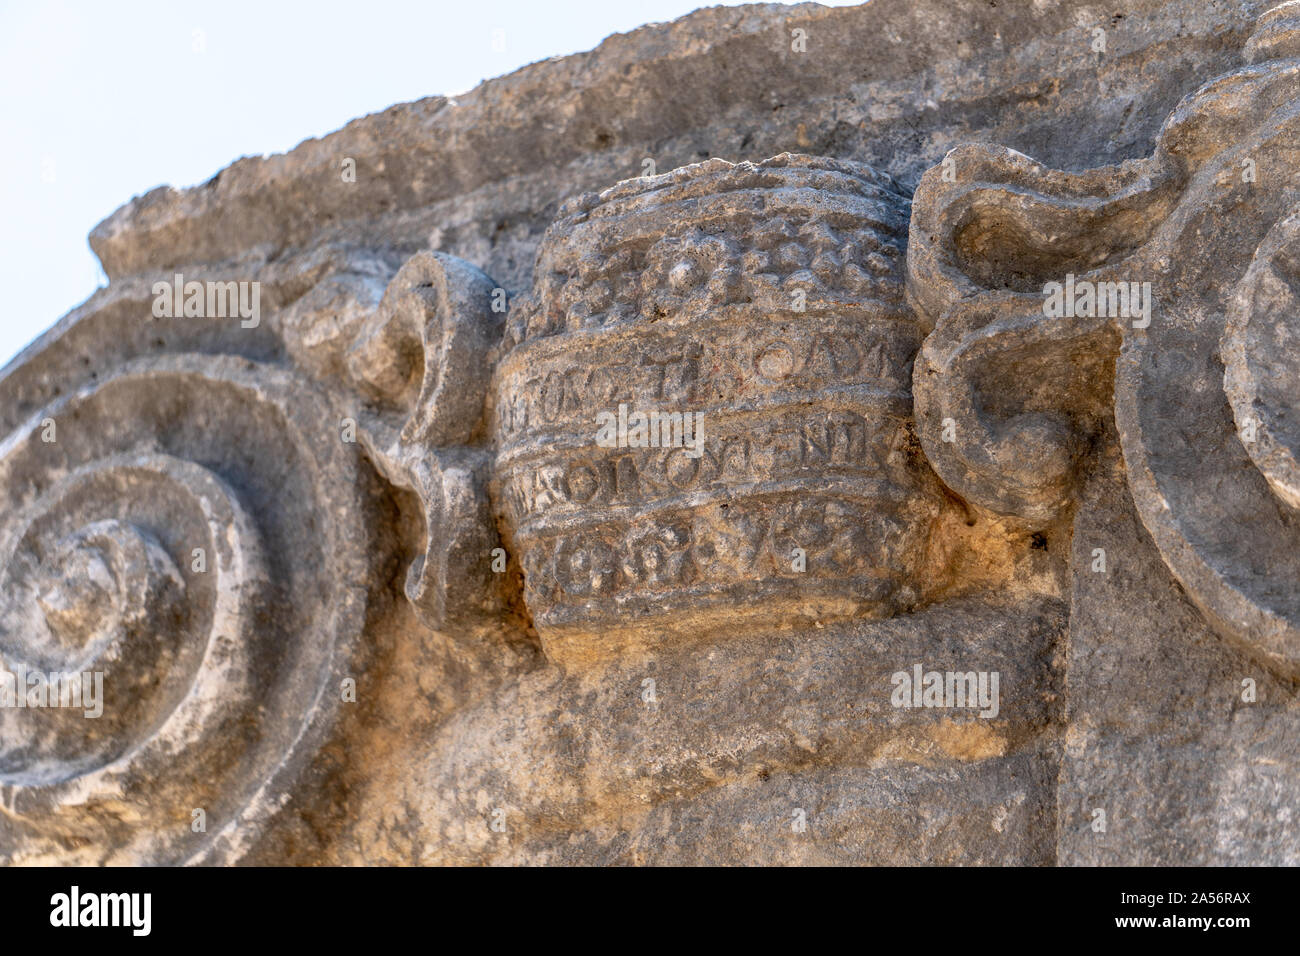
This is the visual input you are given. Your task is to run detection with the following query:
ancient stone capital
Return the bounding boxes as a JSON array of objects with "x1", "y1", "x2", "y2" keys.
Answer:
[{"x1": 3, "y1": 0, "x2": 1297, "y2": 867}]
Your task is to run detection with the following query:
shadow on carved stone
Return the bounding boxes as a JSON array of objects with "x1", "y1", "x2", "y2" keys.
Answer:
[
  {"x1": 0, "y1": 346, "x2": 369, "y2": 864},
  {"x1": 907, "y1": 4, "x2": 1300, "y2": 675},
  {"x1": 491, "y1": 154, "x2": 958, "y2": 662}
]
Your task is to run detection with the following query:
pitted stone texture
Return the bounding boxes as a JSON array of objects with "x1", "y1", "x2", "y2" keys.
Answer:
[
  {"x1": 412, "y1": 596, "x2": 1065, "y2": 865},
  {"x1": 493, "y1": 154, "x2": 950, "y2": 658},
  {"x1": 1112, "y1": 33, "x2": 1300, "y2": 678},
  {"x1": 279, "y1": 247, "x2": 403, "y2": 385},
  {"x1": 3, "y1": 0, "x2": 1297, "y2": 868},
  {"x1": 265, "y1": 247, "x2": 511, "y2": 631},
  {"x1": 1223, "y1": 206, "x2": 1300, "y2": 511},
  {"x1": 907, "y1": 5, "x2": 1300, "y2": 676},
  {"x1": 0, "y1": 352, "x2": 370, "y2": 866},
  {"x1": 84, "y1": 1, "x2": 1274, "y2": 299},
  {"x1": 337, "y1": 252, "x2": 508, "y2": 631},
  {"x1": 1060, "y1": 446, "x2": 1300, "y2": 865}
]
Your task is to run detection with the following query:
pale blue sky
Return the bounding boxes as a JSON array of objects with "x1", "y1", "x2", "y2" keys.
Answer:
[{"x1": 0, "y1": 1, "x2": 861, "y2": 369}]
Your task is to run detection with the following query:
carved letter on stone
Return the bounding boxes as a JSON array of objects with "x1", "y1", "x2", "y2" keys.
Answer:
[
  {"x1": 492, "y1": 154, "x2": 948, "y2": 661},
  {"x1": 3, "y1": 0, "x2": 1298, "y2": 872}
]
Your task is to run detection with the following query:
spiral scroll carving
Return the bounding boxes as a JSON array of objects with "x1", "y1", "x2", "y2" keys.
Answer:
[
  {"x1": 905, "y1": 3, "x2": 1300, "y2": 674},
  {"x1": 0, "y1": 352, "x2": 368, "y2": 864}
]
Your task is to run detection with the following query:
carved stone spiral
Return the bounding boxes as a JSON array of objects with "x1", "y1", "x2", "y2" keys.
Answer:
[
  {"x1": 906, "y1": 4, "x2": 1300, "y2": 674},
  {"x1": 0, "y1": 352, "x2": 368, "y2": 864}
]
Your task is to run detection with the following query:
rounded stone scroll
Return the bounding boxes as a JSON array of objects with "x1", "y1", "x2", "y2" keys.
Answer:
[
  {"x1": 1112, "y1": 195, "x2": 1300, "y2": 680},
  {"x1": 905, "y1": 143, "x2": 1177, "y2": 523},
  {"x1": 1223, "y1": 206, "x2": 1300, "y2": 511},
  {"x1": 906, "y1": 4, "x2": 1300, "y2": 675},
  {"x1": 1245, "y1": 0, "x2": 1300, "y2": 63},
  {"x1": 347, "y1": 251, "x2": 503, "y2": 448},
  {"x1": 1110, "y1": 45, "x2": 1300, "y2": 679},
  {"x1": 0, "y1": 353, "x2": 368, "y2": 865},
  {"x1": 340, "y1": 251, "x2": 507, "y2": 631}
]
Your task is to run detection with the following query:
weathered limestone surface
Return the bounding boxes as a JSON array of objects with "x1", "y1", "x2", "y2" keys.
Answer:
[{"x1": 1, "y1": 0, "x2": 1296, "y2": 865}]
